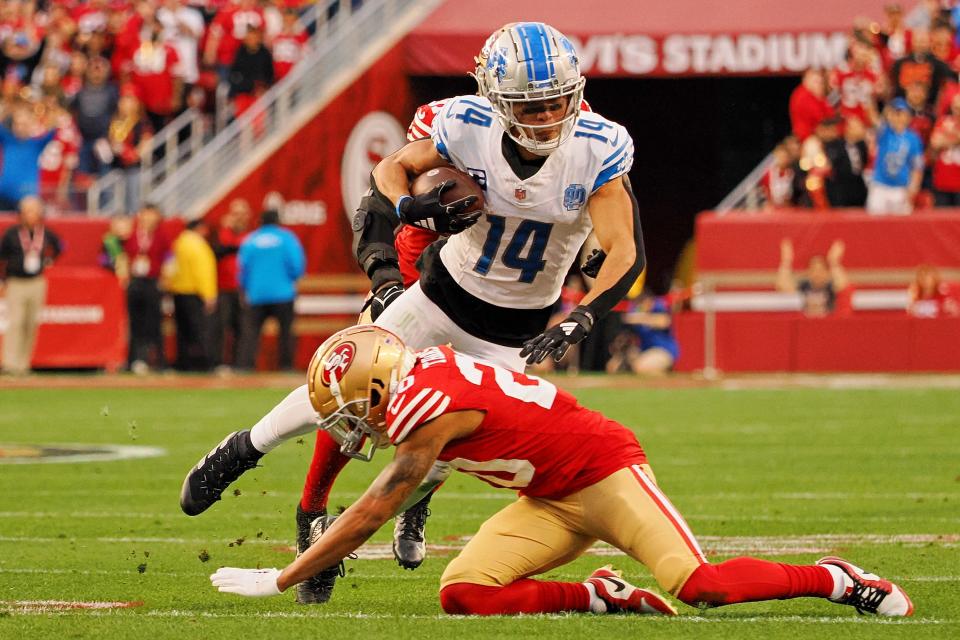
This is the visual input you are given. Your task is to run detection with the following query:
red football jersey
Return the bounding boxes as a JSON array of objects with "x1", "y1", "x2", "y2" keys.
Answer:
[
  {"x1": 385, "y1": 346, "x2": 647, "y2": 499},
  {"x1": 932, "y1": 115, "x2": 960, "y2": 191},
  {"x1": 272, "y1": 31, "x2": 308, "y2": 80},
  {"x1": 38, "y1": 118, "x2": 80, "y2": 194},
  {"x1": 131, "y1": 43, "x2": 181, "y2": 115},
  {"x1": 829, "y1": 62, "x2": 880, "y2": 124},
  {"x1": 209, "y1": 6, "x2": 266, "y2": 67}
]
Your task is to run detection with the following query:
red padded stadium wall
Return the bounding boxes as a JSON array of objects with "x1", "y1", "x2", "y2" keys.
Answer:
[
  {"x1": 201, "y1": 45, "x2": 413, "y2": 277},
  {"x1": 674, "y1": 312, "x2": 960, "y2": 372},
  {"x1": 674, "y1": 210, "x2": 960, "y2": 372}
]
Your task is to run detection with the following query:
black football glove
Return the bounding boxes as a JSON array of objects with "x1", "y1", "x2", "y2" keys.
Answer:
[
  {"x1": 361, "y1": 282, "x2": 404, "y2": 322},
  {"x1": 396, "y1": 180, "x2": 481, "y2": 234},
  {"x1": 520, "y1": 305, "x2": 595, "y2": 365},
  {"x1": 580, "y1": 248, "x2": 606, "y2": 278}
]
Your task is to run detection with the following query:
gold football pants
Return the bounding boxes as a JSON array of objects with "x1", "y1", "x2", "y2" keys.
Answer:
[{"x1": 440, "y1": 464, "x2": 706, "y2": 596}]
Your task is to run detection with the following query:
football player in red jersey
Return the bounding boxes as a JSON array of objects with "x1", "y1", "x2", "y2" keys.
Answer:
[{"x1": 210, "y1": 326, "x2": 913, "y2": 618}]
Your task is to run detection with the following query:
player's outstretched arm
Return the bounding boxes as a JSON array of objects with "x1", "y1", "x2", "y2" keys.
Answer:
[
  {"x1": 580, "y1": 176, "x2": 646, "y2": 312},
  {"x1": 521, "y1": 177, "x2": 646, "y2": 365},
  {"x1": 210, "y1": 411, "x2": 482, "y2": 597}
]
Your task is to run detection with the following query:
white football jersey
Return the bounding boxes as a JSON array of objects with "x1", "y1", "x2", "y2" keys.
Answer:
[{"x1": 431, "y1": 95, "x2": 634, "y2": 308}]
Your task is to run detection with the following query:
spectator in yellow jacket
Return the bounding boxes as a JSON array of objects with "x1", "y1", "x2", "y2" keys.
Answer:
[{"x1": 165, "y1": 219, "x2": 217, "y2": 371}]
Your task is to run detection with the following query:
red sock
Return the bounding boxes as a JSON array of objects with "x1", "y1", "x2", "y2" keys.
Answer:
[
  {"x1": 299, "y1": 430, "x2": 351, "y2": 512},
  {"x1": 440, "y1": 580, "x2": 590, "y2": 615},
  {"x1": 677, "y1": 558, "x2": 834, "y2": 607}
]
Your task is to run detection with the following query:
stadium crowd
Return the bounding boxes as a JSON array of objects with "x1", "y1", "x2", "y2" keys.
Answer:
[
  {"x1": 767, "y1": 0, "x2": 960, "y2": 213},
  {"x1": 0, "y1": 0, "x2": 313, "y2": 212}
]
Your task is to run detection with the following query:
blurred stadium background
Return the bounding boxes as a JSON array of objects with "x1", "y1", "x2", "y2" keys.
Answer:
[{"x1": 1, "y1": 2, "x2": 959, "y2": 635}]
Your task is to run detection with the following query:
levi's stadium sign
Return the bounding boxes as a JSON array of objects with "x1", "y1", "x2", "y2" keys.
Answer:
[{"x1": 561, "y1": 31, "x2": 849, "y2": 76}]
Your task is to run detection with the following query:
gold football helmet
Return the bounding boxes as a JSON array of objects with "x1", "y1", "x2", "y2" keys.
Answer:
[{"x1": 307, "y1": 325, "x2": 414, "y2": 461}]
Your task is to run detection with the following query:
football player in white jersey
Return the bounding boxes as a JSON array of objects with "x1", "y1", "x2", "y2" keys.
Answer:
[{"x1": 180, "y1": 22, "x2": 646, "y2": 603}]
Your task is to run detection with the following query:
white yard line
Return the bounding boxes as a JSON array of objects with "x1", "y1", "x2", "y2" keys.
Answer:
[
  {"x1": 0, "y1": 533, "x2": 956, "y2": 558},
  {"x1": 1, "y1": 607, "x2": 953, "y2": 624}
]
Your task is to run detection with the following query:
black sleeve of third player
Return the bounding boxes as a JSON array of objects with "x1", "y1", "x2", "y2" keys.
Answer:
[
  {"x1": 352, "y1": 176, "x2": 403, "y2": 292},
  {"x1": 583, "y1": 176, "x2": 646, "y2": 319}
]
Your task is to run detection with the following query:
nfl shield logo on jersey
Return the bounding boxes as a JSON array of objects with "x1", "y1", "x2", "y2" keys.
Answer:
[
  {"x1": 515, "y1": 186, "x2": 527, "y2": 201},
  {"x1": 563, "y1": 184, "x2": 586, "y2": 211}
]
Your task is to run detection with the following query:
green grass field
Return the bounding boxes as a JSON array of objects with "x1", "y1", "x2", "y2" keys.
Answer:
[{"x1": 0, "y1": 380, "x2": 958, "y2": 639}]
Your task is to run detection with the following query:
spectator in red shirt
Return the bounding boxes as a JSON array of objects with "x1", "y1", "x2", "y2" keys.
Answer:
[
  {"x1": 907, "y1": 265, "x2": 960, "y2": 317},
  {"x1": 210, "y1": 197, "x2": 251, "y2": 369},
  {"x1": 130, "y1": 18, "x2": 183, "y2": 131},
  {"x1": 930, "y1": 92, "x2": 960, "y2": 206},
  {"x1": 271, "y1": 5, "x2": 308, "y2": 81},
  {"x1": 124, "y1": 202, "x2": 171, "y2": 373},
  {"x1": 204, "y1": 0, "x2": 265, "y2": 83},
  {"x1": 109, "y1": 0, "x2": 145, "y2": 80},
  {"x1": 38, "y1": 97, "x2": 81, "y2": 209},
  {"x1": 789, "y1": 69, "x2": 834, "y2": 141},
  {"x1": 829, "y1": 38, "x2": 882, "y2": 127}
]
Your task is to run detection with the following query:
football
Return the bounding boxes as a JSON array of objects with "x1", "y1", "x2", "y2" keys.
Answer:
[{"x1": 410, "y1": 166, "x2": 485, "y2": 213}]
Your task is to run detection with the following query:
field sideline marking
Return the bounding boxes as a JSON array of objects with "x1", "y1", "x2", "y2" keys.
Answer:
[
  {"x1": 1, "y1": 600, "x2": 143, "y2": 611},
  {"x1": 0, "y1": 566, "x2": 956, "y2": 583}
]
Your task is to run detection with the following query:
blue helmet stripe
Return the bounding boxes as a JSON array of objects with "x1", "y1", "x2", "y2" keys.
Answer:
[
  {"x1": 516, "y1": 24, "x2": 535, "y2": 82},
  {"x1": 535, "y1": 23, "x2": 556, "y2": 79},
  {"x1": 518, "y1": 23, "x2": 550, "y2": 82}
]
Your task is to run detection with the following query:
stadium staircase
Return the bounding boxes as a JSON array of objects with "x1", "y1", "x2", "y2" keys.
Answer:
[{"x1": 87, "y1": 0, "x2": 441, "y2": 218}]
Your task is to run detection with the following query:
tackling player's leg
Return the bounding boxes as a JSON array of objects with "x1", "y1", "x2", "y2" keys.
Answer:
[
  {"x1": 583, "y1": 465, "x2": 913, "y2": 617},
  {"x1": 438, "y1": 493, "x2": 675, "y2": 616},
  {"x1": 435, "y1": 463, "x2": 911, "y2": 617}
]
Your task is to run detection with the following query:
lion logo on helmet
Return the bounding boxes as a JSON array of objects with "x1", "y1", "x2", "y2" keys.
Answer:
[{"x1": 321, "y1": 342, "x2": 356, "y2": 386}]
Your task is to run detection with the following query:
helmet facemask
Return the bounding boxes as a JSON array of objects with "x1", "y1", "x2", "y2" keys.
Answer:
[
  {"x1": 307, "y1": 326, "x2": 415, "y2": 462},
  {"x1": 475, "y1": 22, "x2": 586, "y2": 156}
]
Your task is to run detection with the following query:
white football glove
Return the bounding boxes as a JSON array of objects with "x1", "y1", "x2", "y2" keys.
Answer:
[{"x1": 210, "y1": 567, "x2": 282, "y2": 597}]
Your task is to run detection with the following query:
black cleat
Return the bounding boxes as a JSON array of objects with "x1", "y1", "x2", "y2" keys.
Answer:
[
  {"x1": 180, "y1": 430, "x2": 262, "y2": 516},
  {"x1": 393, "y1": 493, "x2": 432, "y2": 570},
  {"x1": 295, "y1": 506, "x2": 347, "y2": 604}
]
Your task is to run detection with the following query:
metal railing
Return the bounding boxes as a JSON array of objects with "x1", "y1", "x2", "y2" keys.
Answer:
[
  {"x1": 147, "y1": 0, "x2": 440, "y2": 218},
  {"x1": 714, "y1": 151, "x2": 774, "y2": 214}
]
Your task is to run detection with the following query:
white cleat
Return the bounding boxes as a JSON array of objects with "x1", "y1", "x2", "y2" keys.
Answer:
[
  {"x1": 817, "y1": 556, "x2": 914, "y2": 617},
  {"x1": 585, "y1": 565, "x2": 678, "y2": 615}
]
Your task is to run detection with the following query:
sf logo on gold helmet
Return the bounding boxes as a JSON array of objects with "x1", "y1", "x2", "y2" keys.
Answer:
[{"x1": 321, "y1": 342, "x2": 355, "y2": 387}]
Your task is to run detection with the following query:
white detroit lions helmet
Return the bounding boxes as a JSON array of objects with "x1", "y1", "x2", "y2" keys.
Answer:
[{"x1": 474, "y1": 22, "x2": 586, "y2": 156}]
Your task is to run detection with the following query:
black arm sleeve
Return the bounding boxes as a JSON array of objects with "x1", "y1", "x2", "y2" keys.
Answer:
[
  {"x1": 352, "y1": 176, "x2": 403, "y2": 291},
  {"x1": 583, "y1": 176, "x2": 646, "y2": 319}
]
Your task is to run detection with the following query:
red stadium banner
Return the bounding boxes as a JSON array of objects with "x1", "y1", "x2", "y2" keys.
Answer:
[
  {"x1": 202, "y1": 46, "x2": 413, "y2": 276},
  {"x1": 696, "y1": 210, "x2": 960, "y2": 271},
  {"x1": 405, "y1": 0, "x2": 889, "y2": 77},
  {"x1": 0, "y1": 267, "x2": 126, "y2": 370},
  {"x1": 407, "y1": 31, "x2": 850, "y2": 78}
]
